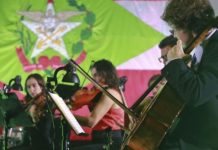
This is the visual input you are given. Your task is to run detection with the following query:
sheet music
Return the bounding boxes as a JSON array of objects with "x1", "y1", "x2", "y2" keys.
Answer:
[{"x1": 49, "y1": 92, "x2": 85, "y2": 135}]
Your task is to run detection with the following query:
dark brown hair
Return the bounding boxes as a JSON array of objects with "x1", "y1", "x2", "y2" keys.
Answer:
[
  {"x1": 92, "y1": 59, "x2": 119, "y2": 89},
  {"x1": 158, "y1": 35, "x2": 177, "y2": 49},
  {"x1": 162, "y1": 0, "x2": 215, "y2": 34}
]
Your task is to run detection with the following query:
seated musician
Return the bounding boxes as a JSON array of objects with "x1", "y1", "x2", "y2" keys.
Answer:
[
  {"x1": 148, "y1": 35, "x2": 177, "y2": 97},
  {"x1": 21, "y1": 73, "x2": 54, "y2": 150},
  {"x1": 135, "y1": 34, "x2": 177, "y2": 113},
  {"x1": 151, "y1": 35, "x2": 178, "y2": 95},
  {"x1": 70, "y1": 59, "x2": 124, "y2": 150},
  {"x1": 132, "y1": 36, "x2": 177, "y2": 126}
]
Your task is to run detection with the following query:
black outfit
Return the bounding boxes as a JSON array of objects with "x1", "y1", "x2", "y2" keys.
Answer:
[
  {"x1": 71, "y1": 129, "x2": 123, "y2": 150},
  {"x1": 160, "y1": 31, "x2": 218, "y2": 150},
  {"x1": 12, "y1": 99, "x2": 55, "y2": 150},
  {"x1": 28, "y1": 109, "x2": 54, "y2": 150}
]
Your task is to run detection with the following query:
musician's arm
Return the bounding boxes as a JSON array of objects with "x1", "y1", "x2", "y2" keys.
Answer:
[
  {"x1": 75, "y1": 89, "x2": 117, "y2": 128},
  {"x1": 161, "y1": 42, "x2": 218, "y2": 107}
]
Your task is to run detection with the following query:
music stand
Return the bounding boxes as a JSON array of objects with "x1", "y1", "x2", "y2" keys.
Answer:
[
  {"x1": 55, "y1": 84, "x2": 80, "y2": 100},
  {"x1": 0, "y1": 92, "x2": 32, "y2": 150}
]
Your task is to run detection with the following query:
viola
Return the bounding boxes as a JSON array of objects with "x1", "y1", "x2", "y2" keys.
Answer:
[{"x1": 70, "y1": 87, "x2": 101, "y2": 110}]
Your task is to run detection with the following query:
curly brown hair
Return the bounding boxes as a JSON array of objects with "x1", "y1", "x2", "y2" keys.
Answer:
[
  {"x1": 91, "y1": 59, "x2": 119, "y2": 89},
  {"x1": 162, "y1": 0, "x2": 215, "y2": 34}
]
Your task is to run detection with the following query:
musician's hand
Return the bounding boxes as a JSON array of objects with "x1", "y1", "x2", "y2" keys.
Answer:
[
  {"x1": 167, "y1": 40, "x2": 185, "y2": 62},
  {"x1": 65, "y1": 98, "x2": 73, "y2": 109},
  {"x1": 70, "y1": 95, "x2": 76, "y2": 101}
]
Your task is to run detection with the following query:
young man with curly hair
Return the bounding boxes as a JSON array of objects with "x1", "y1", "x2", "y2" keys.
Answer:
[{"x1": 159, "y1": 0, "x2": 218, "y2": 150}]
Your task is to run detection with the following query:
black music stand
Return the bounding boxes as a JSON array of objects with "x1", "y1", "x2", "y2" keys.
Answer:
[
  {"x1": 0, "y1": 92, "x2": 32, "y2": 150},
  {"x1": 55, "y1": 84, "x2": 80, "y2": 100}
]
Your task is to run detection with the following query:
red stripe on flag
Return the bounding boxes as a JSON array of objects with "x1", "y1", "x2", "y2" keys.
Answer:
[{"x1": 47, "y1": 0, "x2": 53, "y2": 4}]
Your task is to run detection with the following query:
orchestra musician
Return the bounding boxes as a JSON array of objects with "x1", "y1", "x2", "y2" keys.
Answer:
[
  {"x1": 70, "y1": 59, "x2": 124, "y2": 150},
  {"x1": 159, "y1": 0, "x2": 218, "y2": 149},
  {"x1": 23, "y1": 73, "x2": 54, "y2": 150},
  {"x1": 135, "y1": 35, "x2": 179, "y2": 114},
  {"x1": 134, "y1": 35, "x2": 177, "y2": 116}
]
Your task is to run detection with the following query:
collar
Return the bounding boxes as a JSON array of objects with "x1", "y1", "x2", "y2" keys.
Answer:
[{"x1": 205, "y1": 28, "x2": 217, "y2": 40}]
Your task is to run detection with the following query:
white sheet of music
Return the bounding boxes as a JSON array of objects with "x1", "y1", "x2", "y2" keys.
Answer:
[{"x1": 49, "y1": 92, "x2": 85, "y2": 135}]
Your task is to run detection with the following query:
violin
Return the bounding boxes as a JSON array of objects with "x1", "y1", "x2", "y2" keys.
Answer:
[
  {"x1": 24, "y1": 92, "x2": 48, "y2": 123},
  {"x1": 24, "y1": 93, "x2": 46, "y2": 108},
  {"x1": 70, "y1": 86, "x2": 101, "y2": 110}
]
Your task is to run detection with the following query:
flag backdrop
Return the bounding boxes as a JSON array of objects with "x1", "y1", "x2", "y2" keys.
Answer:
[
  {"x1": 1, "y1": 0, "x2": 218, "y2": 104},
  {"x1": 0, "y1": 0, "x2": 168, "y2": 105}
]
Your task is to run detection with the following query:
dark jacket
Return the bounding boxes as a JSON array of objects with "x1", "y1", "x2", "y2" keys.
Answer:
[{"x1": 161, "y1": 31, "x2": 218, "y2": 148}]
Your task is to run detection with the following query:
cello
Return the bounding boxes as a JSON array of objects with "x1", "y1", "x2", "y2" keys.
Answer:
[{"x1": 120, "y1": 17, "x2": 218, "y2": 150}]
